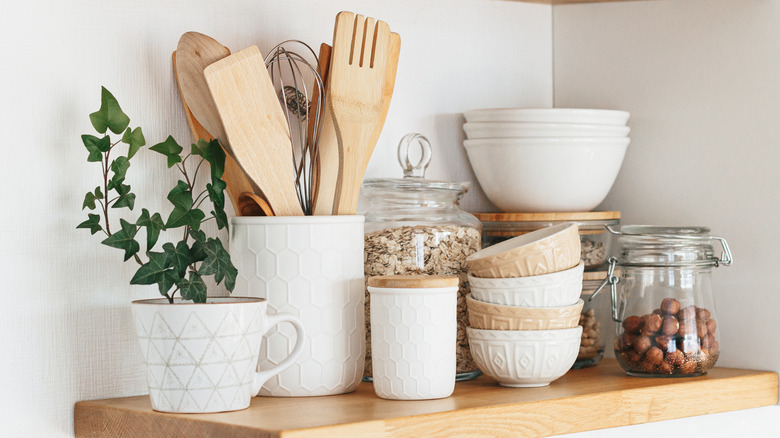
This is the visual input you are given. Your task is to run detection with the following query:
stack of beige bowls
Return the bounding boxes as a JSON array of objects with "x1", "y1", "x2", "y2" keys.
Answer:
[{"x1": 464, "y1": 223, "x2": 584, "y2": 387}]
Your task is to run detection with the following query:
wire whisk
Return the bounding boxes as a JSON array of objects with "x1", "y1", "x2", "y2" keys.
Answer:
[{"x1": 265, "y1": 40, "x2": 324, "y2": 215}]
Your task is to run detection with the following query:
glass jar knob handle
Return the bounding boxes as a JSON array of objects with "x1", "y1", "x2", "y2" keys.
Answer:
[{"x1": 397, "y1": 133, "x2": 432, "y2": 178}]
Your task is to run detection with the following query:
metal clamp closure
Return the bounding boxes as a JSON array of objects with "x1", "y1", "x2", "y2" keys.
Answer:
[{"x1": 589, "y1": 256, "x2": 623, "y2": 322}]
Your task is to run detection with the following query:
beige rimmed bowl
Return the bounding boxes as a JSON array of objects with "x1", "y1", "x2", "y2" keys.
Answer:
[
  {"x1": 467, "y1": 295, "x2": 584, "y2": 330},
  {"x1": 466, "y1": 223, "x2": 581, "y2": 278}
]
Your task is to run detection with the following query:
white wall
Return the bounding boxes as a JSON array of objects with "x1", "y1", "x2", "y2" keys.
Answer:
[
  {"x1": 0, "y1": 0, "x2": 551, "y2": 436},
  {"x1": 553, "y1": 0, "x2": 780, "y2": 435}
]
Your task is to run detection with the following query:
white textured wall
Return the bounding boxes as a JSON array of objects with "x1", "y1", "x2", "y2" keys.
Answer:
[
  {"x1": 0, "y1": 0, "x2": 551, "y2": 436},
  {"x1": 553, "y1": 0, "x2": 780, "y2": 435}
]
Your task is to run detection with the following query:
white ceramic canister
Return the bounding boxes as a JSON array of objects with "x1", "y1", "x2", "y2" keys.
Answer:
[
  {"x1": 131, "y1": 297, "x2": 305, "y2": 413},
  {"x1": 230, "y1": 216, "x2": 365, "y2": 396},
  {"x1": 367, "y1": 275, "x2": 459, "y2": 400}
]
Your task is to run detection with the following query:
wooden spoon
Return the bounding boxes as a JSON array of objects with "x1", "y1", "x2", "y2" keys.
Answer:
[
  {"x1": 237, "y1": 192, "x2": 274, "y2": 217},
  {"x1": 205, "y1": 45, "x2": 304, "y2": 217},
  {"x1": 328, "y1": 12, "x2": 392, "y2": 215},
  {"x1": 172, "y1": 50, "x2": 258, "y2": 213}
]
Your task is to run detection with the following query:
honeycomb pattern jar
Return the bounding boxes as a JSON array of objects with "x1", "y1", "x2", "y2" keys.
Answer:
[{"x1": 367, "y1": 275, "x2": 459, "y2": 400}]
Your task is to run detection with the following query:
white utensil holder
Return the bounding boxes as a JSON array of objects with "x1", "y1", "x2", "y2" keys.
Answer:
[{"x1": 230, "y1": 216, "x2": 365, "y2": 396}]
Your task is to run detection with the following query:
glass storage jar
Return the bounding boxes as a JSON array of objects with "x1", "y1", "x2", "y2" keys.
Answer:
[
  {"x1": 476, "y1": 211, "x2": 620, "y2": 271},
  {"x1": 572, "y1": 270, "x2": 612, "y2": 369},
  {"x1": 596, "y1": 225, "x2": 732, "y2": 377},
  {"x1": 362, "y1": 133, "x2": 482, "y2": 381}
]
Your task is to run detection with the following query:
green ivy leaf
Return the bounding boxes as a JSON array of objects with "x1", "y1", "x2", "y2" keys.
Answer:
[
  {"x1": 81, "y1": 134, "x2": 110, "y2": 162},
  {"x1": 192, "y1": 139, "x2": 226, "y2": 179},
  {"x1": 82, "y1": 186, "x2": 103, "y2": 210},
  {"x1": 199, "y1": 238, "x2": 237, "y2": 291},
  {"x1": 121, "y1": 127, "x2": 146, "y2": 159},
  {"x1": 158, "y1": 270, "x2": 181, "y2": 296},
  {"x1": 89, "y1": 86, "x2": 130, "y2": 135},
  {"x1": 207, "y1": 178, "x2": 228, "y2": 230},
  {"x1": 179, "y1": 271, "x2": 207, "y2": 303},
  {"x1": 189, "y1": 229, "x2": 208, "y2": 263},
  {"x1": 163, "y1": 241, "x2": 191, "y2": 277},
  {"x1": 150, "y1": 135, "x2": 183, "y2": 168},
  {"x1": 136, "y1": 208, "x2": 165, "y2": 250},
  {"x1": 130, "y1": 251, "x2": 168, "y2": 285},
  {"x1": 110, "y1": 156, "x2": 131, "y2": 181},
  {"x1": 101, "y1": 219, "x2": 139, "y2": 261},
  {"x1": 112, "y1": 182, "x2": 136, "y2": 210},
  {"x1": 165, "y1": 181, "x2": 205, "y2": 230},
  {"x1": 77, "y1": 213, "x2": 103, "y2": 235}
]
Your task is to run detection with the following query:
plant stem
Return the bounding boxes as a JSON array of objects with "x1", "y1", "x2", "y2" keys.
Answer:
[{"x1": 102, "y1": 150, "x2": 112, "y2": 236}]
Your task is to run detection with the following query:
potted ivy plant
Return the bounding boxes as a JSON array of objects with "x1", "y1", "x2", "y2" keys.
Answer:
[{"x1": 78, "y1": 87, "x2": 304, "y2": 413}]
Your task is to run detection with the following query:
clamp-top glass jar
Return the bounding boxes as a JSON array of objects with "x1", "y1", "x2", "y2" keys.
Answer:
[
  {"x1": 596, "y1": 226, "x2": 733, "y2": 377},
  {"x1": 361, "y1": 133, "x2": 482, "y2": 381}
]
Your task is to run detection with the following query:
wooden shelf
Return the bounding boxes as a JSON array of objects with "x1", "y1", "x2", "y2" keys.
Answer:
[
  {"x1": 74, "y1": 359, "x2": 777, "y2": 438},
  {"x1": 518, "y1": 0, "x2": 649, "y2": 4}
]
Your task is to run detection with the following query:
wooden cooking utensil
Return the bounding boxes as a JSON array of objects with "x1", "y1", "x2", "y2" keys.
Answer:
[
  {"x1": 172, "y1": 51, "x2": 259, "y2": 213},
  {"x1": 364, "y1": 32, "x2": 401, "y2": 170},
  {"x1": 328, "y1": 11, "x2": 393, "y2": 215},
  {"x1": 204, "y1": 45, "x2": 304, "y2": 217},
  {"x1": 175, "y1": 32, "x2": 232, "y2": 150},
  {"x1": 308, "y1": 43, "x2": 331, "y2": 213},
  {"x1": 237, "y1": 192, "x2": 274, "y2": 217}
]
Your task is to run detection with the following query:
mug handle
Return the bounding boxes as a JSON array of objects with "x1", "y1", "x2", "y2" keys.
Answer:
[{"x1": 251, "y1": 313, "x2": 306, "y2": 395}]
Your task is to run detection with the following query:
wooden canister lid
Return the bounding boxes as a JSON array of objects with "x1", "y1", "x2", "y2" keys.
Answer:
[
  {"x1": 367, "y1": 275, "x2": 460, "y2": 289},
  {"x1": 473, "y1": 211, "x2": 621, "y2": 222}
]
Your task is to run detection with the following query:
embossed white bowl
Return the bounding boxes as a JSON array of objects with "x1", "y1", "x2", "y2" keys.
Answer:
[
  {"x1": 469, "y1": 262, "x2": 584, "y2": 307},
  {"x1": 467, "y1": 326, "x2": 581, "y2": 387},
  {"x1": 463, "y1": 122, "x2": 630, "y2": 139},
  {"x1": 463, "y1": 108, "x2": 630, "y2": 125}
]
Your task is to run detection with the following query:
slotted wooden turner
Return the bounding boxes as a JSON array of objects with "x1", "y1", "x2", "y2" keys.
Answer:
[
  {"x1": 204, "y1": 45, "x2": 303, "y2": 217},
  {"x1": 329, "y1": 12, "x2": 392, "y2": 215}
]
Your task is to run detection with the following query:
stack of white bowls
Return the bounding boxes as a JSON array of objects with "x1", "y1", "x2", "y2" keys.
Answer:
[
  {"x1": 464, "y1": 223, "x2": 584, "y2": 387},
  {"x1": 462, "y1": 108, "x2": 631, "y2": 212}
]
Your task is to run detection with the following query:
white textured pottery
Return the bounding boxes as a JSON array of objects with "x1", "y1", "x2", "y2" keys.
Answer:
[
  {"x1": 463, "y1": 137, "x2": 630, "y2": 213},
  {"x1": 469, "y1": 262, "x2": 584, "y2": 307},
  {"x1": 463, "y1": 122, "x2": 630, "y2": 139},
  {"x1": 230, "y1": 216, "x2": 365, "y2": 396},
  {"x1": 463, "y1": 108, "x2": 630, "y2": 125},
  {"x1": 131, "y1": 297, "x2": 305, "y2": 413},
  {"x1": 467, "y1": 295, "x2": 584, "y2": 330},
  {"x1": 368, "y1": 285, "x2": 458, "y2": 400},
  {"x1": 467, "y1": 326, "x2": 581, "y2": 387}
]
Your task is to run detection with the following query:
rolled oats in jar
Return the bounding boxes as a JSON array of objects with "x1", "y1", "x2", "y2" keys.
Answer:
[{"x1": 361, "y1": 133, "x2": 482, "y2": 380}]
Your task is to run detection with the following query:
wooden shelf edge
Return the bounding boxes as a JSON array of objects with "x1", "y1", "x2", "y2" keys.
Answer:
[{"x1": 74, "y1": 361, "x2": 778, "y2": 438}]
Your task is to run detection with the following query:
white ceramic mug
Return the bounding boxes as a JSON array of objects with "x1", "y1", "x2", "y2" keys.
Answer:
[
  {"x1": 368, "y1": 283, "x2": 458, "y2": 400},
  {"x1": 230, "y1": 216, "x2": 365, "y2": 396},
  {"x1": 131, "y1": 297, "x2": 305, "y2": 413}
]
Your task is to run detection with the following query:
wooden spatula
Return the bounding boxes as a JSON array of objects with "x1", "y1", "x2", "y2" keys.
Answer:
[
  {"x1": 364, "y1": 32, "x2": 401, "y2": 170},
  {"x1": 329, "y1": 12, "x2": 392, "y2": 215},
  {"x1": 204, "y1": 45, "x2": 304, "y2": 217},
  {"x1": 172, "y1": 50, "x2": 259, "y2": 214}
]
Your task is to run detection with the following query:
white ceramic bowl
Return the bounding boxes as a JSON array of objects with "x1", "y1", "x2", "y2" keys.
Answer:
[
  {"x1": 463, "y1": 137, "x2": 630, "y2": 212},
  {"x1": 469, "y1": 262, "x2": 584, "y2": 307},
  {"x1": 464, "y1": 108, "x2": 630, "y2": 125},
  {"x1": 463, "y1": 122, "x2": 630, "y2": 139},
  {"x1": 467, "y1": 326, "x2": 581, "y2": 387}
]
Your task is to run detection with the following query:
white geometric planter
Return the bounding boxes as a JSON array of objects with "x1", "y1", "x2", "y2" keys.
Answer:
[
  {"x1": 230, "y1": 216, "x2": 365, "y2": 396},
  {"x1": 131, "y1": 297, "x2": 304, "y2": 413}
]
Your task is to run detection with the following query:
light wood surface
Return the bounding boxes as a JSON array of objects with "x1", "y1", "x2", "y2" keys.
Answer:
[
  {"x1": 517, "y1": 0, "x2": 649, "y2": 4},
  {"x1": 368, "y1": 275, "x2": 459, "y2": 289},
  {"x1": 205, "y1": 45, "x2": 304, "y2": 217},
  {"x1": 329, "y1": 12, "x2": 392, "y2": 215},
  {"x1": 172, "y1": 51, "x2": 258, "y2": 213},
  {"x1": 74, "y1": 359, "x2": 777, "y2": 438},
  {"x1": 363, "y1": 31, "x2": 400, "y2": 172}
]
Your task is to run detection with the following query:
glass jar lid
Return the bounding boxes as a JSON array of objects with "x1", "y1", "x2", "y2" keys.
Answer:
[
  {"x1": 609, "y1": 225, "x2": 733, "y2": 268},
  {"x1": 362, "y1": 133, "x2": 470, "y2": 195}
]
